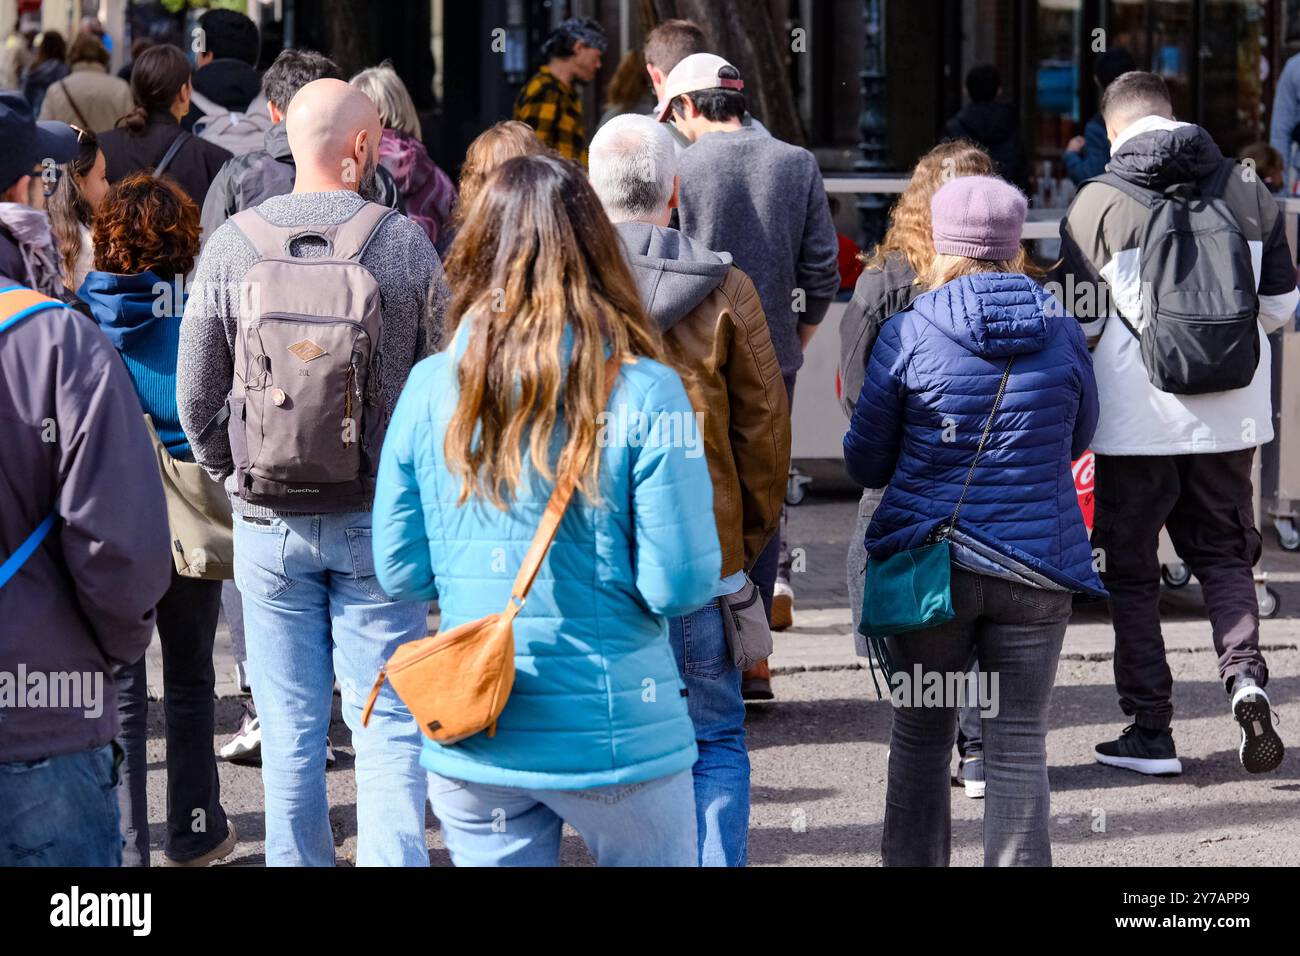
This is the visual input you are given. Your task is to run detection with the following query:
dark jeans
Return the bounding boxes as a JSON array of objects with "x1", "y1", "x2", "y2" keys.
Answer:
[
  {"x1": 116, "y1": 571, "x2": 228, "y2": 865},
  {"x1": 882, "y1": 568, "x2": 1070, "y2": 867},
  {"x1": 1093, "y1": 450, "x2": 1267, "y2": 731},
  {"x1": 753, "y1": 371, "x2": 797, "y2": 618}
]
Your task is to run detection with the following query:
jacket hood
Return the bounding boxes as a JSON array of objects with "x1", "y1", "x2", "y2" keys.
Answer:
[
  {"x1": 193, "y1": 57, "x2": 261, "y2": 112},
  {"x1": 615, "y1": 221, "x2": 731, "y2": 330},
  {"x1": 1106, "y1": 122, "x2": 1224, "y2": 191},
  {"x1": 952, "y1": 100, "x2": 1019, "y2": 146},
  {"x1": 910, "y1": 272, "x2": 1050, "y2": 358},
  {"x1": 379, "y1": 129, "x2": 433, "y2": 195},
  {"x1": 79, "y1": 269, "x2": 180, "y2": 350}
]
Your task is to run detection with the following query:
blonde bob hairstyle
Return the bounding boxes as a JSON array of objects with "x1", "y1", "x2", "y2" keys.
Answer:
[{"x1": 350, "y1": 62, "x2": 422, "y2": 139}]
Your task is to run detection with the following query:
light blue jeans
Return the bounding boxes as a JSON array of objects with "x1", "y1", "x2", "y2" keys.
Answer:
[
  {"x1": 234, "y1": 510, "x2": 430, "y2": 867},
  {"x1": 668, "y1": 600, "x2": 750, "y2": 866},
  {"x1": 427, "y1": 768, "x2": 697, "y2": 866},
  {"x1": 0, "y1": 743, "x2": 122, "y2": 866}
]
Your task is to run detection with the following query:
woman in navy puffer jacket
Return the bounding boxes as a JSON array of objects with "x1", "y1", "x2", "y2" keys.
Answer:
[{"x1": 844, "y1": 175, "x2": 1102, "y2": 868}]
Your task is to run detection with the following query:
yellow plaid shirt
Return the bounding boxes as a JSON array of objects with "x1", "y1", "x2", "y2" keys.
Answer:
[{"x1": 513, "y1": 65, "x2": 588, "y2": 166}]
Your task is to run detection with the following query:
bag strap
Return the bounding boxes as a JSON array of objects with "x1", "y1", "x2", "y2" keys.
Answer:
[
  {"x1": 57, "y1": 79, "x2": 92, "y2": 132},
  {"x1": 0, "y1": 286, "x2": 62, "y2": 587},
  {"x1": 154, "y1": 131, "x2": 190, "y2": 180},
  {"x1": 509, "y1": 356, "x2": 622, "y2": 607},
  {"x1": 943, "y1": 356, "x2": 1014, "y2": 536},
  {"x1": 1088, "y1": 171, "x2": 1160, "y2": 209}
]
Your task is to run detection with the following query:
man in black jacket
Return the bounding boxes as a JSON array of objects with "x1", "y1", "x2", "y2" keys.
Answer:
[
  {"x1": 185, "y1": 8, "x2": 262, "y2": 130},
  {"x1": 942, "y1": 64, "x2": 1030, "y2": 194}
]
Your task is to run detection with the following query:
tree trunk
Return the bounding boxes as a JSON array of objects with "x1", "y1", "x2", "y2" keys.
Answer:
[{"x1": 637, "y1": 0, "x2": 805, "y2": 146}]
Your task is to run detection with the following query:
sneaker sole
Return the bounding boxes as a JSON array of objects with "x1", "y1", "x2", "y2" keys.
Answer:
[
  {"x1": 1234, "y1": 695, "x2": 1284, "y2": 774},
  {"x1": 742, "y1": 681, "x2": 775, "y2": 702},
  {"x1": 963, "y1": 779, "x2": 986, "y2": 799},
  {"x1": 1094, "y1": 750, "x2": 1183, "y2": 776},
  {"x1": 162, "y1": 822, "x2": 238, "y2": 867}
]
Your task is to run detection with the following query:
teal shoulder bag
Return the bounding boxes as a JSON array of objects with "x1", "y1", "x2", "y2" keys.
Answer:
[{"x1": 857, "y1": 356, "x2": 1014, "y2": 682}]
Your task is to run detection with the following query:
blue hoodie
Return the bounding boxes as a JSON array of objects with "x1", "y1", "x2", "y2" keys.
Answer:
[
  {"x1": 843, "y1": 272, "x2": 1104, "y2": 596},
  {"x1": 79, "y1": 269, "x2": 189, "y2": 458}
]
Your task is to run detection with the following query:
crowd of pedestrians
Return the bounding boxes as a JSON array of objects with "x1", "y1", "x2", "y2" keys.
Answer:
[{"x1": 0, "y1": 11, "x2": 1292, "y2": 870}]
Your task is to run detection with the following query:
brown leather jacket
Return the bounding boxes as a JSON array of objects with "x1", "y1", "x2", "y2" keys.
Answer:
[{"x1": 614, "y1": 220, "x2": 791, "y2": 579}]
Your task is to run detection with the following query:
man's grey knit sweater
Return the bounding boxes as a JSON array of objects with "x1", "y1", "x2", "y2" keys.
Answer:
[
  {"x1": 177, "y1": 189, "x2": 449, "y2": 517},
  {"x1": 675, "y1": 125, "x2": 839, "y2": 376}
]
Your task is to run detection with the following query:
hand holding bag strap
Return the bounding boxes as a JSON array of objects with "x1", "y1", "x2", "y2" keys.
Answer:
[
  {"x1": 944, "y1": 356, "x2": 1015, "y2": 536},
  {"x1": 509, "y1": 355, "x2": 622, "y2": 605}
]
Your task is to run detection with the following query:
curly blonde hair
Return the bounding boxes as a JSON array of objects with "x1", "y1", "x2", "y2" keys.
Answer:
[{"x1": 861, "y1": 140, "x2": 996, "y2": 278}]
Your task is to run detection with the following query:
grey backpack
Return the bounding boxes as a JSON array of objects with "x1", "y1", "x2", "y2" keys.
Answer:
[
  {"x1": 1092, "y1": 160, "x2": 1260, "y2": 395},
  {"x1": 191, "y1": 89, "x2": 273, "y2": 157},
  {"x1": 226, "y1": 202, "x2": 395, "y2": 509}
]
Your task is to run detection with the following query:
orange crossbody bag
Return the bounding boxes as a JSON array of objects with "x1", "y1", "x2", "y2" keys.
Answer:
[{"x1": 361, "y1": 356, "x2": 621, "y2": 746}]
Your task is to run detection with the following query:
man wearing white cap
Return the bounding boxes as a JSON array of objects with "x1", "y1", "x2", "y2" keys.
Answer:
[{"x1": 660, "y1": 53, "x2": 839, "y2": 698}]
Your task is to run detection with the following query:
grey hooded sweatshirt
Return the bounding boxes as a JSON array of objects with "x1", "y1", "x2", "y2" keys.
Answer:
[
  {"x1": 618, "y1": 220, "x2": 733, "y2": 330},
  {"x1": 0, "y1": 280, "x2": 172, "y2": 764}
]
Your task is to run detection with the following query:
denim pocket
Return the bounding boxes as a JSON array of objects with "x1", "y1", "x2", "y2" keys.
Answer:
[
  {"x1": 232, "y1": 515, "x2": 294, "y2": 600},
  {"x1": 1007, "y1": 582, "x2": 1070, "y2": 616},
  {"x1": 682, "y1": 600, "x2": 727, "y2": 680},
  {"x1": 345, "y1": 527, "x2": 392, "y2": 603}
]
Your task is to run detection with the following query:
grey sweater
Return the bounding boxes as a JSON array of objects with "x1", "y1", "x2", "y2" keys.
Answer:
[
  {"x1": 177, "y1": 189, "x2": 449, "y2": 516},
  {"x1": 675, "y1": 126, "x2": 839, "y2": 375}
]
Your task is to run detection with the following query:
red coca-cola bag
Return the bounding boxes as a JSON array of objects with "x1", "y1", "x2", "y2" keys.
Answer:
[{"x1": 1073, "y1": 451, "x2": 1095, "y2": 532}]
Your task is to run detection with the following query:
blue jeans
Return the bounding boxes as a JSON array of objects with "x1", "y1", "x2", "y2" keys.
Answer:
[
  {"x1": 427, "y1": 769, "x2": 697, "y2": 866},
  {"x1": 668, "y1": 600, "x2": 750, "y2": 865},
  {"x1": 234, "y1": 510, "x2": 430, "y2": 867},
  {"x1": 0, "y1": 743, "x2": 122, "y2": 866}
]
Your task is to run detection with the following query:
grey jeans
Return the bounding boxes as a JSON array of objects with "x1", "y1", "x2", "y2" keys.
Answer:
[{"x1": 881, "y1": 567, "x2": 1070, "y2": 867}]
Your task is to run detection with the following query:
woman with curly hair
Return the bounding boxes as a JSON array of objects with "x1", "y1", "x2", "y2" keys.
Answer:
[{"x1": 79, "y1": 172, "x2": 237, "y2": 868}]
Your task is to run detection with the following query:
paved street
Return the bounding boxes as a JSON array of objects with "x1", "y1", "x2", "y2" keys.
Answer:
[{"x1": 140, "y1": 469, "x2": 1300, "y2": 866}]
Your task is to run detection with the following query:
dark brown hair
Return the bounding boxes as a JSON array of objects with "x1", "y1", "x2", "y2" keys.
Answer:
[
  {"x1": 92, "y1": 172, "x2": 200, "y2": 279},
  {"x1": 121, "y1": 44, "x2": 191, "y2": 133}
]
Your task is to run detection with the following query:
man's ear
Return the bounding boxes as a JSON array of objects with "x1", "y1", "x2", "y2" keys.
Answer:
[
  {"x1": 268, "y1": 102, "x2": 285, "y2": 124},
  {"x1": 1, "y1": 174, "x2": 31, "y2": 205},
  {"x1": 1105, "y1": 120, "x2": 1118, "y2": 144},
  {"x1": 669, "y1": 174, "x2": 680, "y2": 210}
]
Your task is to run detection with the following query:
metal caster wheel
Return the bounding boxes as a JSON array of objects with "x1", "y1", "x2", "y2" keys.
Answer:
[
  {"x1": 1258, "y1": 585, "x2": 1281, "y2": 619},
  {"x1": 1275, "y1": 518, "x2": 1300, "y2": 552},
  {"x1": 785, "y1": 470, "x2": 811, "y2": 506},
  {"x1": 1161, "y1": 562, "x2": 1191, "y2": 588}
]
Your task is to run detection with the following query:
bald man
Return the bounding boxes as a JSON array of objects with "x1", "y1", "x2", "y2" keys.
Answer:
[{"x1": 177, "y1": 76, "x2": 450, "y2": 867}]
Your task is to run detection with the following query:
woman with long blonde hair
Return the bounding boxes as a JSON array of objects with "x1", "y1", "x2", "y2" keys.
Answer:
[{"x1": 371, "y1": 154, "x2": 720, "y2": 866}]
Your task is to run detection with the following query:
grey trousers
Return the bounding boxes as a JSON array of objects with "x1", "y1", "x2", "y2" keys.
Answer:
[{"x1": 881, "y1": 567, "x2": 1070, "y2": 867}]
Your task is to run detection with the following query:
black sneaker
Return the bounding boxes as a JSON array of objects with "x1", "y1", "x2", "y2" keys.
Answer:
[
  {"x1": 1094, "y1": 724, "x2": 1183, "y2": 776},
  {"x1": 1231, "y1": 681, "x2": 1284, "y2": 774}
]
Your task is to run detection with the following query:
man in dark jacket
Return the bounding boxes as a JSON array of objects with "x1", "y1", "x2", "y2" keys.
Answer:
[
  {"x1": 0, "y1": 96, "x2": 172, "y2": 866},
  {"x1": 200, "y1": 48, "x2": 402, "y2": 242},
  {"x1": 185, "y1": 7, "x2": 262, "y2": 131},
  {"x1": 590, "y1": 114, "x2": 791, "y2": 866},
  {"x1": 1063, "y1": 48, "x2": 1135, "y2": 185},
  {"x1": 1058, "y1": 71, "x2": 1295, "y2": 777},
  {"x1": 942, "y1": 64, "x2": 1029, "y2": 193}
]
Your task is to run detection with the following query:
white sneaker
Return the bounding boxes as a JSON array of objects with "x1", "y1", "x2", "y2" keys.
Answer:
[{"x1": 219, "y1": 701, "x2": 261, "y2": 763}]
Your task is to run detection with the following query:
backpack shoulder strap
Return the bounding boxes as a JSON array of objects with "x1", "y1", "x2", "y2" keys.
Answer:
[
  {"x1": 189, "y1": 88, "x2": 222, "y2": 118},
  {"x1": 1202, "y1": 157, "x2": 1240, "y2": 199},
  {"x1": 0, "y1": 285, "x2": 65, "y2": 333},
  {"x1": 326, "y1": 201, "x2": 396, "y2": 262},
  {"x1": 0, "y1": 286, "x2": 62, "y2": 587},
  {"x1": 1086, "y1": 171, "x2": 1160, "y2": 209},
  {"x1": 229, "y1": 206, "x2": 297, "y2": 260}
]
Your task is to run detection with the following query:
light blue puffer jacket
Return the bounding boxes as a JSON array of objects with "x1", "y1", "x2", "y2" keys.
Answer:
[{"x1": 371, "y1": 320, "x2": 721, "y2": 789}]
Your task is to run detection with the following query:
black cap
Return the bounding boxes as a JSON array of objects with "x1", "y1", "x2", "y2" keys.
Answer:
[{"x1": 0, "y1": 91, "x2": 80, "y2": 196}]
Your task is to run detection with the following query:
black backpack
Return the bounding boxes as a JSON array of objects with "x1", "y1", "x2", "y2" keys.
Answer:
[{"x1": 1091, "y1": 159, "x2": 1259, "y2": 395}]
